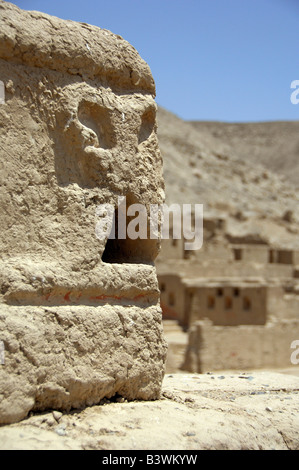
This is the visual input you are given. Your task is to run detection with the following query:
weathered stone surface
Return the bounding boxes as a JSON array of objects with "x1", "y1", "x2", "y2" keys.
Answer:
[
  {"x1": 0, "y1": 2, "x2": 155, "y2": 94},
  {"x1": 0, "y1": 2, "x2": 166, "y2": 424},
  {"x1": 0, "y1": 372, "x2": 299, "y2": 450}
]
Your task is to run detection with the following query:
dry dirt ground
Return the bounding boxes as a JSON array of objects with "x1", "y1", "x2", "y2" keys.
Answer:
[{"x1": 0, "y1": 370, "x2": 299, "y2": 450}]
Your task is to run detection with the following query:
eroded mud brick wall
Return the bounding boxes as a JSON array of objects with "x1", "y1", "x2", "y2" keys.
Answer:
[{"x1": 0, "y1": 2, "x2": 167, "y2": 424}]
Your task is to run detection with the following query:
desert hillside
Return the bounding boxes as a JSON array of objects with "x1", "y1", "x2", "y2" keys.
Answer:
[
  {"x1": 157, "y1": 107, "x2": 299, "y2": 248},
  {"x1": 189, "y1": 120, "x2": 299, "y2": 188}
]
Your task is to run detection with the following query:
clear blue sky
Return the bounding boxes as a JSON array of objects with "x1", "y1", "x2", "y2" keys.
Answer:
[{"x1": 9, "y1": 0, "x2": 299, "y2": 122}]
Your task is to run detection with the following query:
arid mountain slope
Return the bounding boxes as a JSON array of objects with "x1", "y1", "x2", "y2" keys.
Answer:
[
  {"x1": 157, "y1": 106, "x2": 299, "y2": 248},
  {"x1": 189, "y1": 120, "x2": 299, "y2": 188}
]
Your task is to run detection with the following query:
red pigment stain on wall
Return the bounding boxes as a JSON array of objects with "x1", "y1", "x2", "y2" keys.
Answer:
[
  {"x1": 90, "y1": 293, "x2": 148, "y2": 302},
  {"x1": 43, "y1": 292, "x2": 148, "y2": 303},
  {"x1": 160, "y1": 302, "x2": 178, "y2": 320},
  {"x1": 64, "y1": 291, "x2": 71, "y2": 302}
]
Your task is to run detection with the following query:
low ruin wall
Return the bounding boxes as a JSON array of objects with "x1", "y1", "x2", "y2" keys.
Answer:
[
  {"x1": 183, "y1": 319, "x2": 299, "y2": 373},
  {"x1": 0, "y1": 2, "x2": 167, "y2": 424}
]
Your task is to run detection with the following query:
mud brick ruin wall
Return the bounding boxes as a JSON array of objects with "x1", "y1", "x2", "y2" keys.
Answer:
[
  {"x1": 0, "y1": 2, "x2": 167, "y2": 424},
  {"x1": 183, "y1": 319, "x2": 299, "y2": 373}
]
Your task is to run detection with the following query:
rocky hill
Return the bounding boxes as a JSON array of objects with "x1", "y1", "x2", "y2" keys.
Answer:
[
  {"x1": 189, "y1": 120, "x2": 299, "y2": 188},
  {"x1": 157, "y1": 107, "x2": 299, "y2": 248}
]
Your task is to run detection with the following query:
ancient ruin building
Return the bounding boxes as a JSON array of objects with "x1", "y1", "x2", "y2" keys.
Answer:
[
  {"x1": 0, "y1": 2, "x2": 167, "y2": 424},
  {"x1": 157, "y1": 210, "x2": 299, "y2": 372},
  {"x1": 159, "y1": 276, "x2": 267, "y2": 328}
]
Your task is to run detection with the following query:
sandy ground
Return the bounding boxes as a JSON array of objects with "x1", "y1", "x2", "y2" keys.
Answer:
[{"x1": 0, "y1": 370, "x2": 299, "y2": 450}]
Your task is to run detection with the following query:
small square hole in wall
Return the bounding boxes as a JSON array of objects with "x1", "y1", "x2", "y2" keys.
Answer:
[
  {"x1": 269, "y1": 249, "x2": 275, "y2": 263},
  {"x1": 217, "y1": 288, "x2": 223, "y2": 297},
  {"x1": 233, "y1": 288, "x2": 240, "y2": 297},
  {"x1": 243, "y1": 297, "x2": 251, "y2": 311},
  {"x1": 207, "y1": 295, "x2": 215, "y2": 309},
  {"x1": 101, "y1": 193, "x2": 156, "y2": 264},
  {"x1": 225, "y1": 296, "x2": 232, "y2": 310},
  {"x1": 169, "y1": 292, "x2": 175, "y2": 306},
  {"x1": 234, "y1": 248, "x2": 242, "y2": 261}
]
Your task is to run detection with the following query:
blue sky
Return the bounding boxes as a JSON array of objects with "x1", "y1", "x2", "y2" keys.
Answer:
[{"x1": 9, "y1": 0, "x2": 299, "y2": 122}]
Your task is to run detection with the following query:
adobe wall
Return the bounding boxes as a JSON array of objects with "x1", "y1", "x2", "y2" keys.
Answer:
[
  {"x1": 294, "y1": 267, "x2": 299, "y2": 278},
  {"x1": 189, "y1": 284, "x2": 267, "y2": 326},
  {"x1": 232, "y1": 245, "x2": 269, "y2": 263},
  {"x1": 0, "y1": 2, "x2": 167, "y2": 424},
  {"x1": 183, "y1": 319, "x2": 299, "y2": 373},
  {"x1": 159, "y1": 237, "x2": 185, "y2": 261},
  {"x1": 157, "y1": 259, "x2": 293, "y2": 283},
  {"x1": 158, "y1": 274, "x2": 185, "y2": 321},
  {"x1": 191, "y1": 245, "x2": 234, "y2": 262},
  {"x1": 269, "y1": 249, "x2": 299, "y2": 265},
  {"x1": 267, "y1": 285, "x2": 299, "y2": 320}
]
